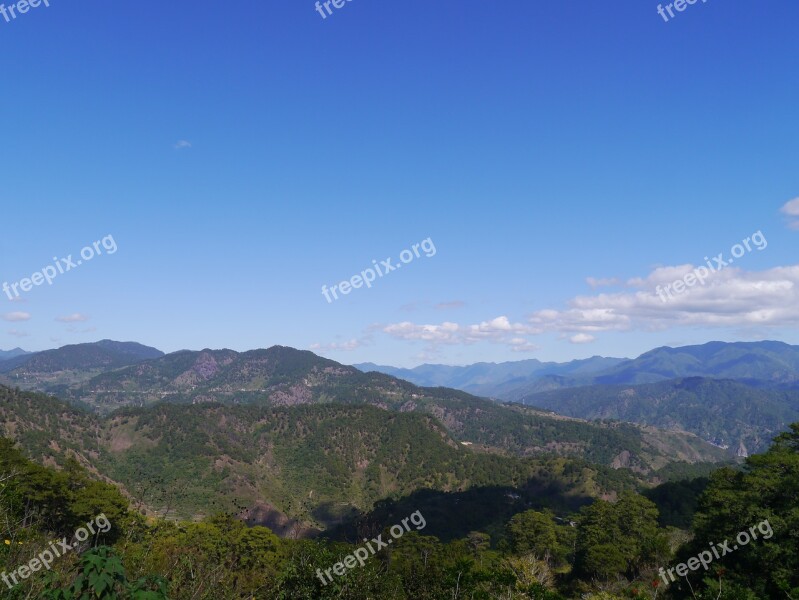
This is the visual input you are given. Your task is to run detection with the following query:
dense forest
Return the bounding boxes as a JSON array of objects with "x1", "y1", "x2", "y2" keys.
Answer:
[{"x1": 0, "y1": 412, "x2": 796, "y2": 598}]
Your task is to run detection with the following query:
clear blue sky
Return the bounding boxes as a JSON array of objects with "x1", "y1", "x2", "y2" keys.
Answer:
[{"x1": 2, "y1": 0, "x2": 798, "y2": 367}]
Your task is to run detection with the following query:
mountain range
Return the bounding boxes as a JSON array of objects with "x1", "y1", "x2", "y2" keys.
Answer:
[
  {"x1": 3, "y1": 337, "x2": 796, "y2": 540},
  {"x1": 0, "y1": 340, "x2": 739, "y2": 532},
  {"x1": 517, "y1": 377, "x2": 799, "y2": 455},
  {"x1": 358, "y1": 341, "x2": 799, "y2": 454},
  {"x1": 4, "y1": 338, "x2": 797, "y2": 464},
  {"x1": 354, "y1": 355, "x2": 625, "y2": 398},
  {"x1": 357, "y1": 341, "x2": 799, "y2": 399},
  {"x1": 0, "y1": 378, "x2": 726, "y2": 533},
  {"x1": 0, "y1": 342, "x2": 725, "y2": 467},
  {"x1": 0, "y1": 339, "x2": 164, "y2": 393}
]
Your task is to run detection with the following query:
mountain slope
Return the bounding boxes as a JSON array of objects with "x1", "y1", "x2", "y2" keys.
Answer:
[
  {"x1": 58, "y1": 346, "x2": 731, "y2": 464},
  {"x1": 0, "y1": 381, "x2": 730, "y2": 530},
  {"x1": 0, "y1": 340, "x2": 165, "y2": 393},
  {"x1": 0, "y1": 340, "x2": 163, "y2": 375},
  {"x1": 0, "y1": 384, "x2": 635, "y2": 531},
  {"x1": 519, "y1": 376, "x2": 799, "y2": 455}
]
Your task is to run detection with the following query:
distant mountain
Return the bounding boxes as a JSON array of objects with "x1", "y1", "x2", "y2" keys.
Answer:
[
  {"x1": 358, "y1": 338, "x2": 799, "y2": 400},
  {"x1": 0, "y1": 347, "x2": 31, "y2": 362},
  {"x1": 354, "y1": 355, "x2": 626, "y2": 397},
  {"x1": 0, "y1": 340, "x2": 164, "y2": 390},
  {"x1": 68, "y1": 345, "x2": 357, "y2": 412},
  {"x1": 519, "y1": 376, "x2": 799, "y2": 455},
  {"x1": 591, "y1": 341, "x2": 799, "y2": 386}
]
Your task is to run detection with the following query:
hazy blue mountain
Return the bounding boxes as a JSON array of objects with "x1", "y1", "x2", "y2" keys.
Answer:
[
  {"x1": 354, "y1": 355, "x2": 625, "y2": 397},
  {"x1": 358, "y1": 338, "x2": 799, "y2": 399},
  {"x1": 590, "y1": 341, "x2": 799, "y2": 386},
  {"x1": 0, "y1": 347, "x2": 31, "y2": 362}
]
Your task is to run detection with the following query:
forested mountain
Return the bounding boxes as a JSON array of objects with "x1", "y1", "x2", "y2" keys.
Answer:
[
  {"x1": 0, "y1": 350, "x2": 789, "y2": 600},
  {"x1": 0, "y1": 383, "x2": 728, "y2": 529},
  {"x1": 0, "y1": 399, "x2": 793, "y2": 599},
  {"x1": 0, "y1": 340, "x2": 164, "y2": 393},
  {"x1": 519, "y1": 377, "x2": 799, "y2": 455},
  {"x1": 22, "y1": 345, "x2": 731, "y2": 466},
  {"x1": 0, "y1": 343, "x2": 741, "y2": 464},
  {"x1": 356, "y1": 343, "x2": 799, "y2": 455}
]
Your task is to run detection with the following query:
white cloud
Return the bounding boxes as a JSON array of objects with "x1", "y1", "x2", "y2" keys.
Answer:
[
  {"x1": 56, "y1": 313, "x2": 89, "y2": 323},
  {"x1": 383, "y1": 321, "x2": 462, "y2": 343},
  {"x1": 781, "y1": 197, "x2": 799, "y2": 230},
  {"x1": 174, "y1": 140, "x2": 192, "y2": 150},
  {"x1": 530, "y1": 264, "x2": 799, "y2": 334},
  {"x1": 509, "y1": 337, "x2": 539, "y2": 352},
  {"x1": 2, "y1": 312, "x2": 31, "y2": 322},
  {"x1": 381, "y1": 317, "x2": 540, "y2": 351},
  {"x1": 376, "y1": 263, "x2": 799, "y2": 350},
  {"x1": 310, "y1": 339, "x2": 363, "y2": 352},
  {"x1": 7, "y1": 330, "x2": 30, "y2": 338}
]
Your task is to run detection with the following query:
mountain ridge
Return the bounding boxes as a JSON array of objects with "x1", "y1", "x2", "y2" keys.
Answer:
[
  {"x1": 358, "y1": 340, "x2": 799, "y2": 399},
  {"x1": 518, "y1": 376, "x2": 799, "y2": 454}
]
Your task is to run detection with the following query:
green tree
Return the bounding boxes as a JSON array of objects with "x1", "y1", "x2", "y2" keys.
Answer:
[{"x1": 506, "y1": 510, "x2": 559, "y2": 562}]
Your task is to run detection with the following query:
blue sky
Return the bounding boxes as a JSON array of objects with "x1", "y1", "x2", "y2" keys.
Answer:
[{"x1": 2, "y1": 0, "x2": 798, "y2": 367}]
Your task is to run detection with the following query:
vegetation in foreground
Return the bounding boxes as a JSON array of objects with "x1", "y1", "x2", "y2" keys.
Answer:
[{"x1": 0, "y1": 422, "x2": 796, "y2": 599}]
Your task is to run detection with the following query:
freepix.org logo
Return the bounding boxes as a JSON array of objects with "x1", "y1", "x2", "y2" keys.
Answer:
[
  {"x1": 3, "y1": 235, "x2": 118, "y2": 301},
  {"x1": 321, "y1": 238, "x2": 436, "y2": 304},
  {"x1": 657, "y1": 0, "x2": 709, "y2": 23},
  {"x1": 1, "y1": 514, "x2": 112, "y2": 590},
  {"x1": 1, "y1": 0, "x2": 50, "y2": 24}
]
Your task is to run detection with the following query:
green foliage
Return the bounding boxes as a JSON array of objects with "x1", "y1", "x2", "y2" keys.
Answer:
[
  {"x1": 670, "y1": 423, "x2": 799, "y2": 598},
  {"x1": 42, "y1": 547, "x2": 169, "y2": 599},
  {"x1": 506, "y1": 510, "x2": 561, "y2": 562},
  {"x1": 0, "y1": 371, "x2": 795, "y2": 600},
  {"x1": 643, "y1": 476, "x2": 709, "y2": 528},
  {"x1": 574, "y1": 492, "x2": 668, "y2": 581}
]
